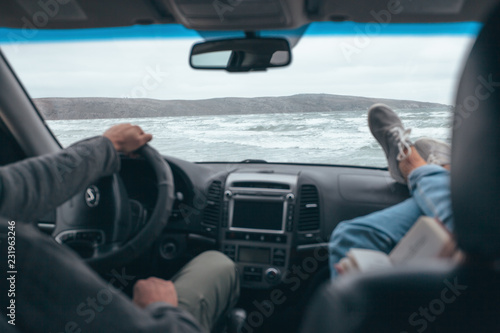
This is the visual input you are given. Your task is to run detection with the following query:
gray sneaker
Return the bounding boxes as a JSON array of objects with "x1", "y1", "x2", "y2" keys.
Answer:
[
  {"x1": 414, "y1": 137, "x2": 451, "y2": 166},
  {"x1": 368, "y1": 104, "x2": 413, "y2": 184}
]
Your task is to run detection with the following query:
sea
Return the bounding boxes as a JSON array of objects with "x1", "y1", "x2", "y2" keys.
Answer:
[{"x1": 47, "y1": 108, "x2": 452, "y2": 168}]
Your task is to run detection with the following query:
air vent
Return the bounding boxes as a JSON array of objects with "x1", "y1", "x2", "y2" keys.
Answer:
[
  {"x1": 232, "y1": 181, "x2": 290, "y2": 190},
  {"x1": 202, "y1": 181, "x2": 223, "y2": 228},
  {"x1": 298, "y1": 185, "x2": 320, "y2": 231}
]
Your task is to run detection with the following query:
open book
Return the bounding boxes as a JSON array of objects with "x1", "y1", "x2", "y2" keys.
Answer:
[{"x1": 336, "y1": 216, "x2": 454, "y2": 275}]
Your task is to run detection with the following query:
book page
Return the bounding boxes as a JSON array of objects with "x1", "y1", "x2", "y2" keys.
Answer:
[
  {"x1": 347, "y1": 248, "x2": 392, "y2": 272},
  {"x1": 389, "y1": 216, "x2": 452, "y2": 264}
]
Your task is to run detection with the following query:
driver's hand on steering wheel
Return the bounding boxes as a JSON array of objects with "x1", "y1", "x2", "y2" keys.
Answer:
[
  {"x1": 133, "y1": 277, "x2": 179, "y2": 308},
  {"x1": 103, "y1": 123, "x2": 153, "y2": 154}
]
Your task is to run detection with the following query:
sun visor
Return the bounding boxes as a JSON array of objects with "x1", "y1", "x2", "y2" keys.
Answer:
[
  {"x1": 398, "y1": 0, "x2": 466, "y2": 14},
  {"x1": 162, "y1": 0, "x2": 309, "y2": 30},
  {"x1": 15, "y1": 0, "x2": 87, "y2": 21}
]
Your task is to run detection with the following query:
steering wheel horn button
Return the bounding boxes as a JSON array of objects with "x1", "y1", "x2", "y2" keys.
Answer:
[{"x1": 85, "y1": 185, "x2": 101, "y2": 208}]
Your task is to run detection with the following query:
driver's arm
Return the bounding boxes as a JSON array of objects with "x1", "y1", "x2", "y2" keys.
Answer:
[{"x1": 0, "y1": 123, "x2": 151, "y2": 221}]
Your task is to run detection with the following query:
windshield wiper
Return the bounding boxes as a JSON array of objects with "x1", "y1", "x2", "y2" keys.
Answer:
[{"x1": 240, "y1": 159, "x2": 268, "y2": 163}]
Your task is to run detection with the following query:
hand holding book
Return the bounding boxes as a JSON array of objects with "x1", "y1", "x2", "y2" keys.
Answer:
[{"x1": 335, "y1": 216, "x2": 462, "y2": 276}]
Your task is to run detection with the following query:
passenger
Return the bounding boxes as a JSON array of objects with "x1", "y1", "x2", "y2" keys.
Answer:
[
  {"x1": 329, "y1": 104, "x2": 453, "y2": 279},
  {"x1": 0, "y1": 124, "x2": 239, "y2": 333}
]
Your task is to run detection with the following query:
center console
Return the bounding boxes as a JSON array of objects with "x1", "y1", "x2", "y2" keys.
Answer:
[{"x1": 220, "y1": 172, "x2": 298, "y2": 288}]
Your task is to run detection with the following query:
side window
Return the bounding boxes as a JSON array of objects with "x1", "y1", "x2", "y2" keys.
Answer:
[{"x1": 0, "y1": 119, "x2": 26, "y2": 166}]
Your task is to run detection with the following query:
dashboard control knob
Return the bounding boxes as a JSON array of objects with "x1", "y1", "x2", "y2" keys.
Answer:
[
  {"x1": 225, "y1": 190, "x2": 233, "y2": 198},
  {"x1": 286, "y1": 193, "x2": 295, "y2": 201},
  {"x1": 160, "y1": 241, "x2": 178, "y2": 260},
  {"x1": 264, "y1": 268, "x2": 281, "y2": 284}
]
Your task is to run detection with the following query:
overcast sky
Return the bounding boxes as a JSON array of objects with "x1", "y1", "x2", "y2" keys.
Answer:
[{"x1": 1, "y1": 35, "x2": 474, "y2": 105}]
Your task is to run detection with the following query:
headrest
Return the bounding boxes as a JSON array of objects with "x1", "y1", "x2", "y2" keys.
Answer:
[{"x1": 452, "y1": 3, "x2": 500, "y2": 259}]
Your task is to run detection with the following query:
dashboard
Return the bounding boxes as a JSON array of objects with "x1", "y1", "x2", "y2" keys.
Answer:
[
  {"x1": 221, "y1": 172, "x2": 298, "y2": 288},
  {"x1": 118, "y1": 155, "x2": 411, "y2": 289}
]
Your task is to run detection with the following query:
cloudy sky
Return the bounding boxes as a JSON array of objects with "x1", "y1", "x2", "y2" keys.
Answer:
[{"x1": 1, "y1": 33, "x2": 475, "y2": 105}]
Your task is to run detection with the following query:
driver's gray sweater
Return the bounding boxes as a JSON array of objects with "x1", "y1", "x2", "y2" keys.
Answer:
[{"x1": 0, "y1": 137, "x2": 205, "y2": 333}]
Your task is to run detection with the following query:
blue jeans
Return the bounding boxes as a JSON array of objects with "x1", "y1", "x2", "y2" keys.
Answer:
[{"x1": 328, "y1": 165, "x2": 453, "y2": 279}]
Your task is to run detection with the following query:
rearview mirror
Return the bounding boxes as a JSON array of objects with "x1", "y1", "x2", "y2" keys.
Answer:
[{"x1": 189, "y1": 38, "x2": 292, "y2": 72}]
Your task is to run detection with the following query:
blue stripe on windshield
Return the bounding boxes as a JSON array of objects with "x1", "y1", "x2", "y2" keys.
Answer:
[
  {"x1": 0, "y1": 24, "x2": 199, "y2": 43},
  {"x1": 305, "y1": 22, "x2": 482, "y2": 36},
  {"x1": 0, "y1": 21, "x2": 481, "y2": 44}
]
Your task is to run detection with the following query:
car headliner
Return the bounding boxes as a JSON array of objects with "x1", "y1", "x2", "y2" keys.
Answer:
[{"x1": 0, "y1": 0, "x2": 497, "y2": 32}]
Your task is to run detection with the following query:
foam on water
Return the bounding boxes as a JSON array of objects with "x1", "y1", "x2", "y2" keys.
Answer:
[{"x1": 47, "y1": 108, "x2": 452, "y2": 167}]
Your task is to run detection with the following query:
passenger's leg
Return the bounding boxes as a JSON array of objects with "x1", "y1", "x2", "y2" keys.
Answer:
[
  {"x1": 171, "y1": 251, "x2": 240, "y2": 332},
  {"x1": 328, "y1": 197, "x2": 422, "y2": 279},
  {"x1": 407, "y1": 164, "x2": 453, "y2": 229},
  {"x1": 329, "y1": 161, "x2": 453, "y2": 279}
]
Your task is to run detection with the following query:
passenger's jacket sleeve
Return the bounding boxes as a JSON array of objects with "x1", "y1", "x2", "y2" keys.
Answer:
[{"x1": 0, "y1": 136, "x2": 120, "y2": 221}]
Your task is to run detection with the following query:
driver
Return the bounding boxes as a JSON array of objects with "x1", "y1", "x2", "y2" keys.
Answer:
[{"x1": 0, "y1": 124, "x2": 239, "y2": 333}]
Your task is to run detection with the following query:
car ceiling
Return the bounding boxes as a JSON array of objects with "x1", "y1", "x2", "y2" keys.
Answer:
[{"x1": 0, "y1": 0, "x2": 498, "y2": 31}]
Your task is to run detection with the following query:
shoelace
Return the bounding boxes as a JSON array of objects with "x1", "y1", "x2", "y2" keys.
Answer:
[
  {"x1": 427, "y1": 152, "x2": 440, "y2": 165},
  {"x1": 389, "y1": 127, "x2": 412, "y2": 161},
  {"x1": 426, "y1": 149, "x2": 451, "y2": 165}
]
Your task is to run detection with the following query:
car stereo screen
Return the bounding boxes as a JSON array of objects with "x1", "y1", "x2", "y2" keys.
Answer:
[{"x1": 232, "y1": 200, "x2": 284, "y2": 231}]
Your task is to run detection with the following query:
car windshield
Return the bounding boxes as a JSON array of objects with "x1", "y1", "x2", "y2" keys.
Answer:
[{"x1": 0, "y1": 22, "x2": 479, "y2": 166}]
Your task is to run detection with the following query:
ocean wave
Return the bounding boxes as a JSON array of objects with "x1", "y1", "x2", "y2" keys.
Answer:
[{"x1": 47, "y1": 109, "x2": 452, "y2": 166}]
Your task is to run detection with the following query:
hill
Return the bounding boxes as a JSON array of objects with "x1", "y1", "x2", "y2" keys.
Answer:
[{"x1": 34, "y1": 94, "x2": 451, "y2": 120}]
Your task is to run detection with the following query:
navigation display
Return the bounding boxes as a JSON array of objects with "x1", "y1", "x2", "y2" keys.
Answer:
[{"x1": 232, "y1": 200, "x2": 284, "y2": 231}]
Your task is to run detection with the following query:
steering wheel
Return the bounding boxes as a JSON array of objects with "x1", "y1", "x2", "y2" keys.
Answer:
[{"x1": 53, "y1": 144, "x2": 175, "y2": 271}]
